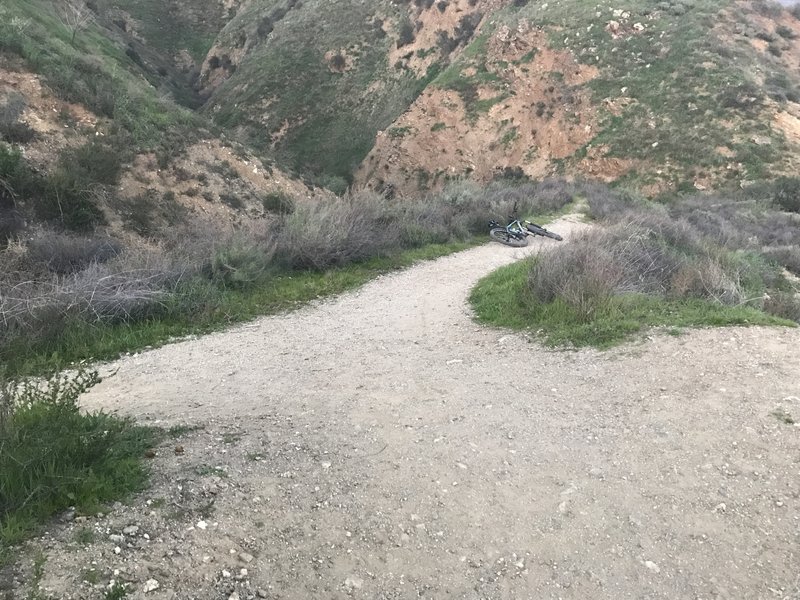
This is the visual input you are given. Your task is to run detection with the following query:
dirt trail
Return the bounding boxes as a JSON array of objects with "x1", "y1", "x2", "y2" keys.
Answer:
[{"x1": 18, "y1": 216, "x2": 800, "y2": 600}]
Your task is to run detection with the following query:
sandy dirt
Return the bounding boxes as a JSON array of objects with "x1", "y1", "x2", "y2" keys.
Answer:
[{"x1": 9, "y1": 216, "x2": 800, "y2": 600}]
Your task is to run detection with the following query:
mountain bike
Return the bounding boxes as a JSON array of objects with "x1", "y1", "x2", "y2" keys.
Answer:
[{"x1": 488, "y1": 217, "x2": 563, "y2": 247}]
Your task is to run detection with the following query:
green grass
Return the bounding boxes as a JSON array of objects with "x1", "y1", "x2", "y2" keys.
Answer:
[
  {"x1": 0, "y1": 370, "x2": 159, "y2": 558},
  {"x1": 2, "y1": 241, "x2": 478, "y2": 378},
  {"x1": 470, "y1": 259, "x2": 791, "y2": 348}
]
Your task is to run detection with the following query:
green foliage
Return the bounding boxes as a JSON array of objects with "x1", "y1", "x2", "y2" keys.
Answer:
[
  {"x1": 774, "y1": 176, "x2": 800, "y2": 213},
  {"x1": 472, "y1": 183, "x2": 800, "y2": 347},
  {"x1": 0, "y1": 369, "x2": 159, "y2": 546},
  {"x1": 262, "y1": 191, "x2": 295, "y2": 214},
  {"x1": 0, "y1": 0, "x2": 201, "y2": 152},
  {"x1": 211, "y1": 241, "x2": 273, "y2": 289},
  {"x1": 206, "y1": 0, "x2": 427, "y2": 182},
  {"x1": 471, "y1": 259, "x2": 789, "y2": 348}
]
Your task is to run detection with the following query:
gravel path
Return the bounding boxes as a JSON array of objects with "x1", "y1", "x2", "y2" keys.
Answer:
[{"x1": 14, "y1": 215, "x2": 800, "y2": 600}]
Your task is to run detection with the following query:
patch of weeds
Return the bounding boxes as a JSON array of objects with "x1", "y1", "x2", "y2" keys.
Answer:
[
  {"x1": 219, "y1": 193, "x2": 245, "y2": 210},
  {"x1": 0, "y1": 369, "x2": 160, "y2": 547},
  {"x1": 167, "y1": 424, "x2": 204, "y2": 438},
  {"x1": 74, "y1": 527, "x2": 96, "y2": 546},
  {"x1": 262, "y1": 192, "x2": 294, "y2": 215},
  {"x1": 771, "y1": 407, "x2": 795, "y2": 424},
  {"x1": 500, "y1": 126, "x2": 519, "y2": 147},
  {"x1": 149, "y1": 497, "x2": 166, "y2": 509},
  {"x1": 81, "y1": 568, "x2": 100, "y2": 585},
  {"x1": 387, "y1": 126, "x2": 412, "y2": 139},
  {"x1": 431, "y1": 122, "x2": 448, "y2": 132},
  {"x1": 194, "y1": 465, "x2": 228, "y2": 478},
  {"x1": 221, "y1": 433, "x2": 242, "y2": 445},
  {"x1": 209, "y1": 160, "x2": 239, "y2": 181},
  {"x1": 104, "y1": 582, "x2": 128, "y2": 600}
]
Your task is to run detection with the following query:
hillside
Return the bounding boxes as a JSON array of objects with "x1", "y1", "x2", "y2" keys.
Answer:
[
  {"x1": 357, "y1": 0, "x2": 800, "y2": 194},
  {"x1": 4, "y1": 0, "x2": 800, "y2": 217}
]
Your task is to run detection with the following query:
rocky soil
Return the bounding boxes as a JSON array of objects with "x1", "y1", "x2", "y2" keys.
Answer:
[{"x1": 6, "y1": 216, "x2": 800, "y2": 599}]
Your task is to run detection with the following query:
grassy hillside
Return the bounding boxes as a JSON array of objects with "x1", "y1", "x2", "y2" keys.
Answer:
[
  {"x1": 356, "y1": 0, "x2": 800, "y2": 194},
  {"x1": 202, "y1": 0, "x2": 463, "y2": 189}
]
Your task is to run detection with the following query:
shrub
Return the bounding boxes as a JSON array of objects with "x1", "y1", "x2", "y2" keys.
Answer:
[
  {"x1": 27, "y1": 233, "x2": 121, "y2": 274},
  {"x1": 527, "y1": 220, "x2": 750, "y2": 316},
  {"x1": 0, "y1": 92, "x2": 35, "y2": 144},
  {"x1": 397, "y1": 19, "x2": 416, "y2": 48},
  {"x1": 763, "y1": 292, "x2": 800, "y2": 322},
  {"x1": 0, "y1": 209, "x2": 24, "y2": 244},
  {"x1": 274, "y1": 193, "x2": 401, "y2": 270},
  {"x1": 34, "y1": 170, "x2": 106, "y2": 232},
  {"x1": 0, "y1": 369, "x2": 158, "y2": 547},
  {"x1": 262, "y1": 191, "x2": 295, "y2": 214},
  {"x1": 762, "y1": 246, "x2": 800, "y2": 275},
  {"x1": 717, "y1": 82, "x2": 762, "y2": 111},
  {"x1": 211, "y1": 238, "x2": 275, "y2": 289},
  {"x1": 774, "y1": 176, "x2": 800, "y2": 212},
  {"x1": 60, "y1": 140, "x2": 124, "y2": 186}
]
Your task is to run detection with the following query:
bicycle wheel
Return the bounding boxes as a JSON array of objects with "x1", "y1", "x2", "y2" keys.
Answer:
[
  {"x1": 526, "y1": 224, "x2": 563, "y2": 241},
  {"x1": 490, "y1": 227, "x2": 528, "y2": 247}
]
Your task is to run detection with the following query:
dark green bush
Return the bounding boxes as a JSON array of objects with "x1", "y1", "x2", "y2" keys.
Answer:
[
  {"x1": 262, "y1": 191, "x2": 295, "y2": 214},
  {"x1": 774, "y1": 176, "x2": 800, "y2": 213}
]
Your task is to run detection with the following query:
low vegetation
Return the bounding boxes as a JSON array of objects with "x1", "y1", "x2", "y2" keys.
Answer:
[
  {"x1": 0, "y1": 369, "x2": 159, "y2": 557},
  {"x1": 0, "y1": 179, "x2": 576, "y2": 377},
  {"x1": 472, "y1": 183, "x2": 800, "y2": 347}
]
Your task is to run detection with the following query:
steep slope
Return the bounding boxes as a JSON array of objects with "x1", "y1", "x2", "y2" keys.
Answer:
[
  {"x1": 200, "y1": 0, "x2": 496, "y2": 190},
  {"x1": 354, "y1": 0, "x2": 800, "y2": 195},
  {"x1": 0, "y1": 0, "x2": 318, "y2": 240}
]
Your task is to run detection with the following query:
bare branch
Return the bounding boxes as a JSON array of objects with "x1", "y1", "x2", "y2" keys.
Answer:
[{"x1": 58, "y1": 0, "x2": 95, "y2": 45}]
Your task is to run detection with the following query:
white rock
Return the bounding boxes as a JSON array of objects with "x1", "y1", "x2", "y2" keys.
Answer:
[
  {"x1": 197, "y1": 520, "x2": 208, "y2": 530},
  {"x1": 143, "y1": 579, "x2": 160, "y2": 593},
  {"x1": 222, "y1": 570, "x2": 232, "y2": 578},
  {"x1": 239, "y1": 552, "x2": 254, "y2": 563},
  {"x1": 114, "y1": 546, "x2": 121, "y2": 555},
  {"x1": 345, "y1": 576, "x2": 364, "y2": 589},
  {"x1": 109, "y1": 534, "x2": 124, "y2": 543},
  {"x1": 644, "y1": 560, "x2": 660, "y2": 573},
  {"x1": 229, "y1": 593, "x2": 240, "y2": 600}
]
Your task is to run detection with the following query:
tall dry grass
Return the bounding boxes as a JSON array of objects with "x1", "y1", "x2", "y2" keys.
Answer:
[{"x1": 0, "y1": 179, "x2": 578, "y2": 346}]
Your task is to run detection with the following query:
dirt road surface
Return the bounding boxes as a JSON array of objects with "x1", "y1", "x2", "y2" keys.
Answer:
[{"x1": 13, "y1": 216, "x2": 800, "y2": 599}]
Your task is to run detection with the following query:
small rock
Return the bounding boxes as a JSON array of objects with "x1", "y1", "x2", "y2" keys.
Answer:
[
  {"x1": 143, "y1": 579, "x2": 160, "y2": 593},
  {"x1": 239, "y1": 552, "x2": 254, "y2": 563},
  {"x1": 114, "y1": 546, "x2": 121, "y2": 555},
  {"x1": 644, "y1": 560, "x2": 660, "y2": 574},
  {"x1": 713, "y1": 503, "x2": 727, "y2": 513},
  {"x1": 174, "y1": 446, "x2": 184, "y2": 455},
  {"x1": 222, "y1": 570, "x2": 232, "y2": 578},
  {"x1": 228, "y1": 593, "x2": 240, "y2": 600},
  {"x1": 345, "y1": 576, "x2": 364, "y2": 590},
  {"x1": 197, "y1": 520, "x2": 208, "y2": 530},
  {"x1": 109, "y1": 534, "x2": 124, "y2": 543},
  {"x1": 123, "y1": 525, "x2": 139, "y2": 536},
  {"x1": 257, "y1": 590, "x2": 268, "y2": 599},
  {"x1": 589, "y1": 467, "x2": 604, "y2": 478}
]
